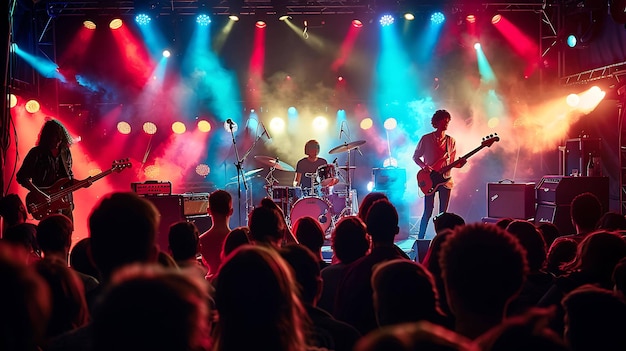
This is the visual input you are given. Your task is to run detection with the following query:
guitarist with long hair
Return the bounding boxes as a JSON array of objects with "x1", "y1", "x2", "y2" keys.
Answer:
[
  {"x1": 413, "y1": 110, "x2": 466, "y2": 239},
  {"x1": 17, "y1": 119, "x2": 82, "y2": 222}
]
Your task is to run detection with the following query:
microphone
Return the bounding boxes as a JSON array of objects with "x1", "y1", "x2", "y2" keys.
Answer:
[
  {"x1": 261, "y1": 122, "x2": 272, "y2": 139},
  {"x1": 339, "y1": 122, "x2": 344, "y2": 139},
  {"x1": 332, "y1": 158, "x2": 337, "y2": 164},
  {"x1": 226, "y1": 118, "x2": 234, "y2": 125}
]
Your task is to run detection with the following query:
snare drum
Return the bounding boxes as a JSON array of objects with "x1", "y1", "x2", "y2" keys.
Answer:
[
  {"x1": 290, "y1": 197, "x2": 332, "y2": 233},
  {"x1": 317, "y1": 164, "x2": 339, "y2": 187}
]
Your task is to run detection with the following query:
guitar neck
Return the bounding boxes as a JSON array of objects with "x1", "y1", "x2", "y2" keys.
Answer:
[
  {"x1": 438, "y1": 145, "x2": 486, "y2": 174},
  {"x1": 53, "y1": 169, "x2": 113, "y2": 198}
]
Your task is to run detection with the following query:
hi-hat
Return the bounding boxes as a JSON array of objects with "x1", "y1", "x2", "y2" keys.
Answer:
[
  {"x1": 329, "y1": 140, "x2": 366, "y2": 154},
  {"x1": 230, "y1": 168, "x2": 263, "y2": 180},
  {"x1": 254, "y1": 155, "x2": 295, "y2": 171}
]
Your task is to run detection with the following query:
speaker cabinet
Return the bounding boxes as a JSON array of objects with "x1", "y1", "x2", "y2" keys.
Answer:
[
  {"x1": 565, "y1": 138, "x2": 601, "y2": 177},
  {"x1": 535, "y1": 176, "x2": 609, "y2": 210},
  {"x1": 487, "y1": 183, "x2": 536, "y2": 219},
  {"x1": 535, "y1": 204, "x2": 573, "y2": 235},
  {"x1": 143, "y1": 195, "x2": 211, "y2": 252}
]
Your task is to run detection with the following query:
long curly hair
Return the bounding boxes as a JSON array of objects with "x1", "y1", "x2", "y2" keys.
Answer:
[{"x1": 37, "y1": 119, "x2": 72, "y2": 149}]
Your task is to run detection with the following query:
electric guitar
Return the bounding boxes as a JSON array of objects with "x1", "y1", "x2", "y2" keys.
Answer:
[
  {"x1": 417, "y1": 135, "x2": 499, "y2": 196},
  {"x1": 26, "y1": 159, "x2": 132, "y2": 220}
]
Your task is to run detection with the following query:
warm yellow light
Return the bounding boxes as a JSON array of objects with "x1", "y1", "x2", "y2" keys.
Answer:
[
  {"x1": 360, "y1": 118, "x2": 373, "y2": 130},
  {"x1": 25, "y1": 99, "x2": 40, "y2": 113},
  {"x1": 383, "y1": 118, "x2": 397, "y2": 130},
  {"x1": 117, "y1": 121, "x2": 132, "y2": 134},
  {"x1": 143, "y1": 122, "x2": 157, "y2": 135},
  {"x1": 83, "y1": 20, "x2": 97, "y2": 30},
  {"x1": 9, "y1": 94, "x2": 17, "y2": 108},
  {"x1": 197, "y1": 120, "x2": 211, "y2": 132},
  {"x1": 109, "y1": 18, "x2": 123, "y2": 30},
  {"x1": 171, "y1": 121, "x2": 186, "y2": 134}
]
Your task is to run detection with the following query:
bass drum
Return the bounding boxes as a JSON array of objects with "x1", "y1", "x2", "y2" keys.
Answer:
[{"x1": 290, "y1": 197, "x2": 332, "y2": 233}]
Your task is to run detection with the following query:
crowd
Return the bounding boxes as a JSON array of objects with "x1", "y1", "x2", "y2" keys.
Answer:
[{"x1": 1, "y1": 189, "x2": 626, "y2": 351}]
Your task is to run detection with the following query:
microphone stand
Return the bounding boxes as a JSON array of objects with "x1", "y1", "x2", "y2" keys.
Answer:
[{"x1": 228, "y1": 123, "x2": 246, "y2": 226}]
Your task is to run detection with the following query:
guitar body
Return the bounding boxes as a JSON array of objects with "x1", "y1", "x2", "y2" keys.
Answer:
[
  {"x1": 417, "y1": 169, "x2": 450, "y2": 196},
  {"x1": 26, "y1": 178, "x2": 74, "y2": 220}
]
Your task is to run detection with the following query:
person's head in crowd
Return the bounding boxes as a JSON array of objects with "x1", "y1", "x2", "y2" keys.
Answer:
[
  {"x1": 331, "y1": 216, "x2": 369, "y2": 264},
  {"x1": 92, "y1": 264, "x2": 211, "y2": 351},
  {"x1": 221, "y1": 226, "x2": 251, "y2": 260},
  {"x1": 69, "y1": 237, "x2": 100, "y2": 280},
  {"x1": 613, "y1": 257, "x2": 626, "y2": 298},
  {"x1": 260, "y1": 197, "x2": 295, "y2": 244},
  {"x1": 433, "y1": 212, "x2": 465, "y2": 234},
  {"x1": 537, "y1": 222, "x2": 561, "y2": 250},
  {"x1": 440, "y1": 223, "x2": 527, "y2": 339},
  {"x1": 157, "y1": 250, "x2": 178, "y2": 269},
  {"x1": 545, "y1": 238, "x2": 577, "y2": 276},
  {"x1": 88, "y1": 192, "x2": 159, "y2": 282},
  {"x1": 293, "y1": 217, "x2": 325, "y2": 256},
  {"x1": 213, "y1": 245, "x2": 310, "y2": 350},
  {"x1": 2, "y1": 222, "x2": 40, "y2": 264},
  {"x1": 279, "y1": 244, "x2": 321, "y2": 305},
  {"x1": 34, "y1": 258, "x2": 89, "y2": 342},
  {"x1": 354, "y1": 320, "x2": 477, "y2": 351},
  {"x1": 0, "y1": 253, "x2": 51, "y2": 351},
  {"x1": 168, "y1": 221, "x2": 200, "y2": 262},
  {"x1": 421, "y1": 229, "x2": 455, "y2": 317},
  {"x1": 371, "y1": 259, "x2": 444, "y2": 327},
  {"x1": 570, "y1": 192, "x2": 603, "y2": 234},
  {"x1": 208, "y1": 189, "x2": 233, "y2": 219},
  {"x1": 366, "y1": 199, "x2": 399, "y2": 244},
  {"x1": 506, "y1": 220, "x2": 547, "y2": 273},
  {"x1": 358, "y1": 192, "x2": 388, "y2": 223},
  {"x1": 476, "y1": 307, "x2": 567, "y2": 351},
  {"x1": 36, "y1": 214, "x2": 73, "y2": 259},
  {"x1": 597, "y1": 211, "x2": 626, "y2": 231},
  {"x1": 562, "y1": 284, "x2": 626, "y2": 351},
  {"x1": 495, "y1": 218, "x2": 514, "y2": 230},
  {"x1": 566, "y1": 231, "x2": 626, "y2": 287},
  {"x1": 0, "y1": 194, "x2": 28, "y2": 230},
  {"x1": 248, "y1": 205, "x2": 285, "y2": 247}
]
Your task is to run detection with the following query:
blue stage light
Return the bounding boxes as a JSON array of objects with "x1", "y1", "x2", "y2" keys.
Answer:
[
  {"x1": 431, "y1": 12, "x2": 445, "y2": 25},
  {"x1": 379, "y1": 14, "x2": 395, "y2": 26},
  {"x1": 135, "y1": 13, "x2": 151, "y2": 25},
  {"x1": 196, "y1": 14, "x2": 211, "y2": 26}
]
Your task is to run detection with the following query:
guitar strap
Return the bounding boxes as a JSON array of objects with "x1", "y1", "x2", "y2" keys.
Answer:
[{"x1": 59, "y1": 149, "x2": 74, "y2": 208}]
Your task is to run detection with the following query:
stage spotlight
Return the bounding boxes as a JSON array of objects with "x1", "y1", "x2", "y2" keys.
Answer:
[
  {"x1": 360, "y1": 118, "x2": 373, "y2": 130},
  {"x1": 491, "y1": 14, "x2": 502, "y2": 24},
  {"x1": 83, "y1": 20, "x2": 97, "y2": 30},
  {"x1": 383, "y1": 118, "x2": 397, "y2": 130},
  {"x1": 25, "y1": 99, "x2": 40, "y2": 113},
  {"x1": 474, "y1": 42, "x2": 481, "y2": 50},
  {"x1": 144, "y1": 165, "x2": 160, "y2": 178},
  {"x1": 338, "y1": 76, "x2": 344, "y2": 82},
  {"x1": 162, "y1": 50, "x2": 171, "y2": 58},
  {"x1": 196, "y1": 14, "x2": 211, "y2": 26},
  {"x1": 195, "y1": 164, "x2": 210, "y2": 177},
  {"x1": 567, "y1": 34, "x2": 577, "y2": 48},
  {"x1": 256, "y1": 20, "x2": 267, "y2": 28},
  {"x1": 352, "y1": 19, "x2": 363, "y2": 28},
  {"x1": 379, "y1": 14, "x2": 394, "y2": 26},
  {"x1": 117, "y1": 121, "x2": 132, "y2": 134},
  {"x1": 367, "y1": 181, "x2": 374, "y2": 192},
  {"x1": 270, "y1": 117, "x2": 285, "y2": 132},
  {"x1": 466, "y1": 14, "x2": 476, "y2": 23},
  {"x1": 197, "y1": 120, "x2": 211, "y2": 132},
  {"x1": 431, "y1": 11, "x2": 445, "y2": 24},
  {"x1": 9, "y1": 94, "x2": 17, "y2": 108},
  {"x1": 109, "y1": 18, "x2": 123, "y2": 29},
  {"x1": 312, "y1": 116, "x2": 328, "y2": 130},
  {"x1": 143, "y1": 121, "x2": 157, "y2": 135},
  {"x1": 135, "y1": 13, "x2": 151, "y2": 25},
  {"x1": 172, "y1": 121, "x2": 186, "y2": 134},
  {"x1": 404, "y1": 12, "x2": 415, "y2": 20},
  {"x1": 229, "y1": 14, "x2": 240, "y2": 21}
]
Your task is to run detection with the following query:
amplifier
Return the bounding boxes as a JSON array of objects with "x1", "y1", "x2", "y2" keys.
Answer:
[
  {"x1": 487, "y1": 182, "x2": 535, "y2": 219},
  {"x1": 535, "y1": 176, "x2": 609, "y2": 210},
  {"x1": 182, "y1": 193, "x2": 210, "y2": 216},
  {"x1": 131, "y1": 181, "x2": 172, "y2": 196}
]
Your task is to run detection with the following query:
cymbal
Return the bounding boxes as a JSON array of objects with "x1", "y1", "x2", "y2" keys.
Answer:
[
  {"x1": 229, "y1": 168, "x2": 263, "y2": 181},
  {"x1": 329, "y1": 140, "x2": 366, "y2": 154},
  {"x1": 254, "y1": 156, "x2": 295, "y2": 172}
]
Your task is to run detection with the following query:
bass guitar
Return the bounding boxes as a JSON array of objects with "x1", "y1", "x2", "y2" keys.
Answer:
[
  {"x1": 26, "y1": 159, "x2": 132, "y2": 220},
  {"x1": 417, "y1": 134, "x2": 499, "y2": 196}
]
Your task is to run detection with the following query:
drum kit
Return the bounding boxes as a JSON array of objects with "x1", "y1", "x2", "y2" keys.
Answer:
[{"x1": 254, "y1": 140, "x2": 365, "y2": 234}]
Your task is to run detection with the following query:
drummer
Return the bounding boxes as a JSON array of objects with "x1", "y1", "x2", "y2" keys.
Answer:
[{"x1": 294, "y1": 140, "x2": 328, "y2": 194}]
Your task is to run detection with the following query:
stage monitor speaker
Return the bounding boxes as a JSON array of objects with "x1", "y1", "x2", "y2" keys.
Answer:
[
  {"x1": 487, "y1": 183, "x2": 535, "y2": 219},
  {"x1": 143, "y1": 195, "x2": 212, "y2": 252},
  {"x1": 535, "y1": 204, "x2": 573, "y2": 235}
]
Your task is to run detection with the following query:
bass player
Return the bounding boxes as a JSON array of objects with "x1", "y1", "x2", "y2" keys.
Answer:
[{"x1": 412, "y1": 109, "x2": 466, "y2": 239}]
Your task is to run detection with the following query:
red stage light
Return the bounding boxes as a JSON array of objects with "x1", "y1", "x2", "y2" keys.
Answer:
[{"x1": 256, "y1": 21, "x2": 266, "y2": 28}]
